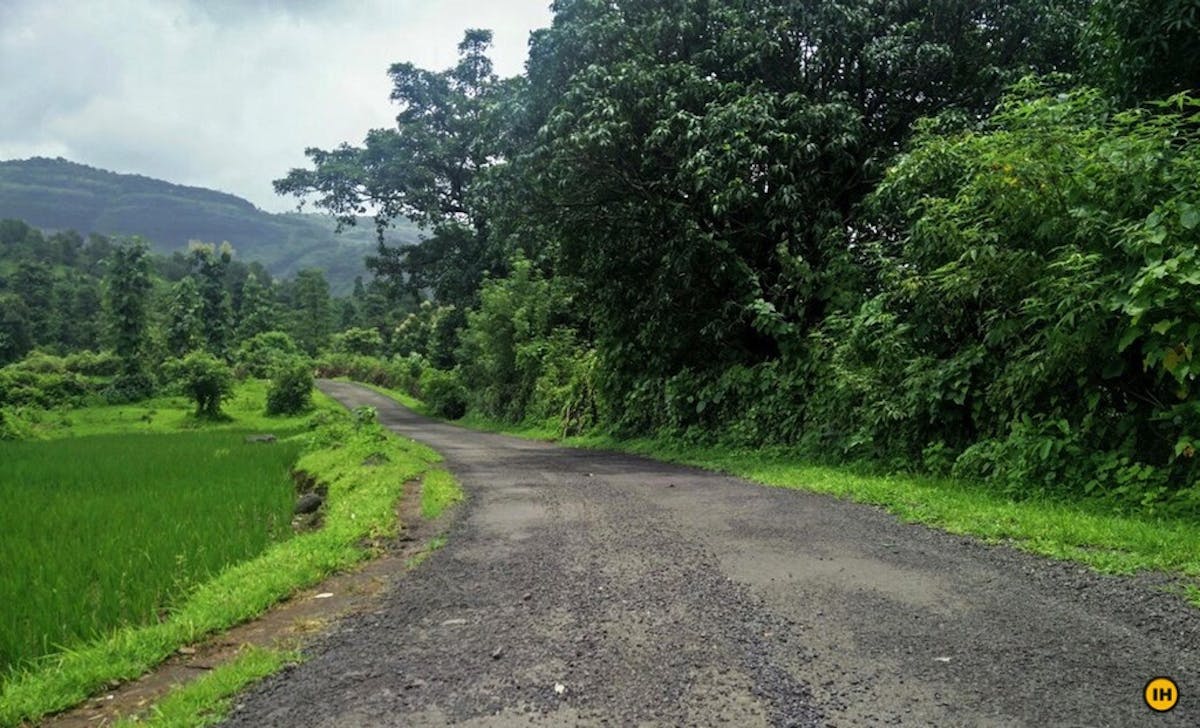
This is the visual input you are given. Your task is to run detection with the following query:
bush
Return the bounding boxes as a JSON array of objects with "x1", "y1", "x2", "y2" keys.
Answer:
[
  {"x1": 166, "y1": 352, "x2": 232, "y2": 418},
  {"x1": 235, "y1": 331, "x2": 302, "y2": 379},
  {"x1": 62, "y1": 351, "x2": 121, "y2": 377},
  {"x1": 419, "y1": 368, "x2": 468, "y2": 419},
  {"x1": 331, "y1": 327, "x2": 384, "y2": 357},
  {"x1": 0, "y1": 408, "x2": 34, "y2": 441},
  {"x1": 101, "y1": 371, "x2": 156, "y2": 405},
  {"x1": 266, "y1": 360, "x2": 314, "y2": 416},
  {"x1": 314, "y1": 352, "x2": 425, "y2": 394}
]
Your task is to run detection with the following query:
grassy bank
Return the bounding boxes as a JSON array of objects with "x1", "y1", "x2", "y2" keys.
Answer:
[
  {"x1": 113, "y1": 647, "x2": 300, "y2": 728},
  {"x1": 0, "y1": 386, "x2": 456, "y2": 726},
  {"x1": 377, "y1": 387, "x2": 1200, "y2": 599}
]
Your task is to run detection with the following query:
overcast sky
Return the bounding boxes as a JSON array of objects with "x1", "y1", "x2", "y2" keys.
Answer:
[{"x1": 0, "y1": 0, "x2": 553, "y2": 212}]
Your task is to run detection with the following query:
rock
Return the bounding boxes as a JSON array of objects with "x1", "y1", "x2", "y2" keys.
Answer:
[
  {"x1": 245, "y1": 434, "x2": 277, "y2": 444},
  {"x1": 294, "y1": 492, "x2": 324, "y2": 514}
]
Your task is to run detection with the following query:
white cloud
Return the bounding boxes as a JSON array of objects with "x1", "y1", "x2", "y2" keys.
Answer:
[{"x1": 0, "y1": 0, "x2": 553, "y2": 211}]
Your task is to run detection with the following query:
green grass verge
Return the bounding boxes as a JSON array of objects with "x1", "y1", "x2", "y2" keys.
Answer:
[
  {"x1": 113, "y1": 647, "x2": 299, "y2": 728},
  {"x1": 421, "y1": 469, "x2": 464, "y2": 520},
  {"x1": 0, "y1": 416, "x2": 443, "y2": 726},
  {"x1": 16, "y1": 379, "x2": 338, "y2": 440},
  {"x1": 373, "y1": 388, "x2": 1200, "y2": 601}
]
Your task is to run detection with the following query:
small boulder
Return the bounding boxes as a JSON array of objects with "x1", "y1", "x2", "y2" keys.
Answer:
[
  {"x1": 294, "y1": 492, "x2": 324, "y2": 514},
  {"x1": 245, "y1": 434, "x2": 277, "y2": 444}
]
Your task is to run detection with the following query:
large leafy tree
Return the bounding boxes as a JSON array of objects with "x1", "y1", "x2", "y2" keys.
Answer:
[
  {"x1": 275, "y1": 29, "x2": 502, "y2": 307},
  {"x1": 500, "y1": 0, "x2": 1088, "y2": 411},
  {"x1": 1084, "y1": 0, "x2": 1200, "y2": 103}
]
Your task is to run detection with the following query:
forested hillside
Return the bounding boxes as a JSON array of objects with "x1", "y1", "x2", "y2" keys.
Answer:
[
  {"x1": 0, "y1": 218, "x2": 409, "y2": 376},
  {"x1": 281, "y1": 0, "x2": 1200, "y2": 516},
  {"x1": 0, "y1": 157, "x2": 420, "y2": 293}
]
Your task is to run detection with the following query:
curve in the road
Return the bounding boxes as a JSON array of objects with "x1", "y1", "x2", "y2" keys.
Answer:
[{"x1": 224, "y1": 380, "x2": 1198, "y2": 727}]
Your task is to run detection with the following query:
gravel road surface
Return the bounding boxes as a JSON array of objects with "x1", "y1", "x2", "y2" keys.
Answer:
[{"x1": 223, "y1": 380, "x2": 1198, "y2": 727}]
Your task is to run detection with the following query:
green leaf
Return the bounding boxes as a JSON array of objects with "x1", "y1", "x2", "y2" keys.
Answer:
[{"x1": 1180, "y1": 203, "x2": 1200, "y2": 230}]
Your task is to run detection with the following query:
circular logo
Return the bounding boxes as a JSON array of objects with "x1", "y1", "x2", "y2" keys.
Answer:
[{"x1": 1144, "y1": 677, "x2": 1179, "y2": 713}]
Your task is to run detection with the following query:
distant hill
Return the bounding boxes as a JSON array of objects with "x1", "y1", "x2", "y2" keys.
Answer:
[{"x1": 0, "y1": 157, "x2": 420, "y2": 294}]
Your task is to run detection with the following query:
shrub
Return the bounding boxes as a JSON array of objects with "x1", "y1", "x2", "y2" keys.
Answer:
[
  {"x1": 419, "y1": 368, "x2": 467, "y2": 419},
  {"x1": 166, "y1": 352, "x2": 233, "y2": 418},
  {"x1": 100, "y1": 370, "x2": 156, "y2": 405},
  {"x1": 235, "y1": 331, "x2": 302, "y2": 379},
  {"x1": 331, "y1": 327, "x2": 384, "y2": 357},
  {"x1": 62, "y1": 351, "x2": 121, "y2": 377},
  {"x1": 266, "y1": 359, "x2": 314, "y2": 416},
  {"x1": 313, "y1": 352, "x2": 424, "y2": 394},
  {"x1": 0, "y1": 408, "x2": 34, "y2": 441}
]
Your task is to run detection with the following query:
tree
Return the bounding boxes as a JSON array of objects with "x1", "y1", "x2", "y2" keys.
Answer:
[
  {"x1": 168, "y1": 351, "x2": 233, "y2": 418},
  {"x1": 103, "y1": 239, "x2": 154, "y2": 392},
  {"x1": 188, "y1": 243, "x2": 234, "y2": 356},
  {"x1": 0, "y1": 293, "x2": 32, "y2": 365},
  {"x1": 288, "y1": 269, "x2": 333, "y2": 355},
  {"x1": 1084, "y1": 0, "x2": 1200, "y2": 103},
  {"x1": 12, "y1": 261, "x2": 55, "y2": 348},
  {"x1": 236, "y1": 272, "x2": 277, "y2": 340},
  {"x1": 331, "y1": 327, "x2": 384, "y2": 356},
  {"x1": 275, "y1": 29, "x2": 503, "y2": 307},
  {"x1": 235, "y1": 331, "x2": 303, "y2": 378},
  {"x1": 164, "y1": 276, "x2": 205, "y2": 357}
]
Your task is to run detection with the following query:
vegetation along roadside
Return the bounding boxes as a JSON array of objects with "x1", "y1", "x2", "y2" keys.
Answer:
[{"x1": 360, "y1": 381, "x2": 1200, "y2": 609}]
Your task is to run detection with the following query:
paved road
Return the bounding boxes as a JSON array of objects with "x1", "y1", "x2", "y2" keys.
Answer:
[{"x1": 225, "y1": 381, "x2": 1198, "y2": 726}]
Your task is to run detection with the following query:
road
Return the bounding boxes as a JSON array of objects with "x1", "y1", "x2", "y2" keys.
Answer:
[{"x1": 224, "y1": 380, "x2": 1197, "y2": 726}]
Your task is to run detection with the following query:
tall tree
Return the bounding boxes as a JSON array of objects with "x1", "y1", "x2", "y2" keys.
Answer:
[
  {"x1": 275, "y1": 29, "x2": 503, "y2": 307},
  {"x1": 0, "y1": 293, "x2": 32, "y2": 365},
  {"x1": 164, "y1": 276, "x2": 205, "y2": 357},
  {"x1": 236, "y1": 272, "x2": 277, "y2": 340},
  {"x1": 12, "y1": 261, "x2": 55, "y2": 348},
  {"x1": 103, "y1": 239, "x2": 153, "y2": 387},
  {"x1": 188, "y1": 243, "x2": 234, "y2": 357},
  {"x1": 288, "y1": 269, "x2": 333, "y2": 355}
]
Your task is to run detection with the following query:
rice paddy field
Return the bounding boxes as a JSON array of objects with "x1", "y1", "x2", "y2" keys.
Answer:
[
  {"x1": 0, "y1": 381, "x2": 329, "y2": 677},
  {"x1": 0, "y1": 432, "x2": 302, "y2": 673}
]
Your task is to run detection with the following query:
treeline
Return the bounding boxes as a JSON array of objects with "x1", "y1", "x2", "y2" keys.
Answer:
[
  {"x1": 0, "y1": 218, "x2": 410, "y2": 423},
  {"x1": 279, "y1": 0, "x2": 1200, "y2": 514}
]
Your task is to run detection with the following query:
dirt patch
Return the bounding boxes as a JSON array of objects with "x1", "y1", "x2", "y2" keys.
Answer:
[{"x1": 41, "y1": 477, "x2": 447, "y2": 728}]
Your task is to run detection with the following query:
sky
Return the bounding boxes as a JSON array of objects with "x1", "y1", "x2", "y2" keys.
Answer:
[{"x1": 0, "y1": 0, "x2": 553, "y2": 211}]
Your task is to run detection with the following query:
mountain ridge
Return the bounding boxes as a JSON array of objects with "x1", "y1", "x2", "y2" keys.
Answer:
[{"x1": 0, "y1": 157, "x2": 418, "y2": 293}]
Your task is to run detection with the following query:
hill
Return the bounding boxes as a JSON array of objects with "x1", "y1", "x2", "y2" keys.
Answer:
[{"x1": 0, "y1": 157, "x2": 419, "y2": 294}]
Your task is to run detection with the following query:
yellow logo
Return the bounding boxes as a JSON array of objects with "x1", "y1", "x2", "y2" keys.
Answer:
[{"x1": 1144, "y1": 677, "x2": 1179, "y2": 713}]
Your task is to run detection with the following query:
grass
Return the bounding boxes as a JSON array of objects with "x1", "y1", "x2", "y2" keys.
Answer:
[
  {"x1": 15, "y1": 379, "x2": 331, "y2": 440},
  {"x1": 421, "y1": 469, "x2": 464, "y2": 519},
  {"x1": 0, "y1": 433, "x2": 300, "y2": 673},
  {"x1": 113, "y1": 647, "x2": 299, "y2": 728},
  {"x1": 374, "y1": 389, "x2": 1200, "y2": 600},
  {"x1": 0, "y1": 388, "x2": 450, "y2": 726}
]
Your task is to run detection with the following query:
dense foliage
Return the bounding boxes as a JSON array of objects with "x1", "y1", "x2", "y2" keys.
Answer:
[
  {"x1": 5, "y1": 1, "x2": 1198, "y2": 515},
  {"x1": 271, "y1": 0, "x2": 1200, "y2": 515}
]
